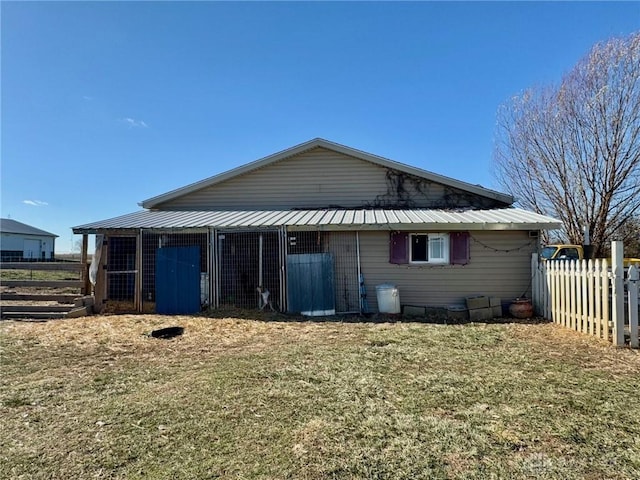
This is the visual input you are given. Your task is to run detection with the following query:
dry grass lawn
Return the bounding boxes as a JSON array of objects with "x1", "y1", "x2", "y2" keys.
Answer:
[{"x1": 2, "y1": 312, "x2": 640, "y2": 479}]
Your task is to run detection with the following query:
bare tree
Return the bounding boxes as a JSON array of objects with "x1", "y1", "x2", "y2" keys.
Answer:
[
  {"x1": 619, "y1": 215, "x2": 640, "y2": 257},
  {"x1": 494, "y1": 32, "x2": 640, "y2": 257}
]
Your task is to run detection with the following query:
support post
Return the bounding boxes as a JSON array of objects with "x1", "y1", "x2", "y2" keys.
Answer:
[
  {"x1": 611, "y1": 241, "x2": 625, "y2": 346},
  {"x1": 81, "y1": 234, "x2": 90, "y2": 295},
  {"x1": 258, "y1": 233, "x2": 263, "y2": 309},
  {"x1": 357, "y1": 231, "x2": 363, "y2": 314},
  {"x1": 208, "y1": 228, "x2": 214, "y2": 311},
  {"x1": 136, "y1": 229, "x2": 143, "y2": 313},
  {"x1": 280, "y1": 226, "x2": 287, "y2": 312},
  {"x1": 531, "y1": 253, "x2": 540, "y2": 315},
  {"x1": 94, "y1": 236, "x2": 107, "y2": 314},
  {"x1": 628, "y1": 265, "x2": 639, "y2": 349}
]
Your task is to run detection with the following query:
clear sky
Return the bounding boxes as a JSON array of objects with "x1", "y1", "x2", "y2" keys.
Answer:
[{"x1": 1, "y1": 1, "x2": 638, "y2": 252}]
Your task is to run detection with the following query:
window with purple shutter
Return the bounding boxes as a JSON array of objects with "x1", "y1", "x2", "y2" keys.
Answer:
[
  {"x1": 389, "y1": 232, "x2": 408, "y2": 264},
  {"x1": 450, "y1": 232, "x2": 470, "y2": 265}
]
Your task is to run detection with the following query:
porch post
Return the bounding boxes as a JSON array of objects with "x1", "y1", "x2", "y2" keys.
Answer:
[
  {"x1": 81, "y1": 234, "x2": 90, "y2": 295},
  {"x1": 280, "y1": 226, "x2": 287, "y2": 312},
  {"x1": 209, "y1": 228, "x2": 216, "y2": 309},
  {"x1": 135, "y1": 229, "x2": 143, "y2": 312},
  {"x1": 212, "y1": 228, "x2": 220, "y2": 309},
  {"x1": 94, "y1": 236, "x2": 107, "y2": 314}
]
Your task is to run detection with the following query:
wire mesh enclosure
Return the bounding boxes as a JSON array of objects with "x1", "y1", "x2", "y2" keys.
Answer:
[
  {"x1": 286, "y1": 230, "x2": 359, "y2": 314},
  {"x1": 216, "y1": 231, "x2": 281, "y2": 310},
  {"x1": 103, "y1": 228, "x2": 360, "y2": 316},
  {"x1": 106, "y1": 236, "x2": 137, "y2": 307}
]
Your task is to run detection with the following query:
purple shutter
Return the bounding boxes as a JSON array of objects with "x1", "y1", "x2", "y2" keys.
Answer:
[
  {"x1": 450, "y1": 232, "x2": 470, "y2": 265},
  {"x1": 389, "y1": 232, "x2": 409, "y2": 264}
]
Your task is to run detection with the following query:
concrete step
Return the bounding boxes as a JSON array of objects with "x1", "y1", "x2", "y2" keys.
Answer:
[
  {"x1": 1, "y1": 304, "x2": 92, "y2": 320},
  {"x1": 0, "y1": 305, "x2": 74, "y2": 313},
  {"x1": 0, "y1": 293, "x2": 79, "y2": 303},
  {"x1": 1, "y1": 280, "x2": 82, "y2": 288},
  {"x1": 1, "y1": 311, "x2": 68, "y2": 320}
]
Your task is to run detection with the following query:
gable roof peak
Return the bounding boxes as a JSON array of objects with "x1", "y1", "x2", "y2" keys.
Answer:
[
  {"x1": 141, "y1": 138, "x2": 513, "y2": 209},
  {"x1": 0, "y1": 218, "x2": 58, "y2": 237}
]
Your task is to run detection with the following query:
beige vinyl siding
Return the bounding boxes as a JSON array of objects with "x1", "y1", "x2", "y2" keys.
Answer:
[
  {"x1": 157, "y1": 147, "x2": 456, "y2": 210},
  {"x1": 359, "y1": 230, "x2": 536, "y2": 310}
]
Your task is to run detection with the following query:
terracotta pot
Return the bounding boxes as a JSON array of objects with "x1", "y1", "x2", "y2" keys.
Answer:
[{"x1": 509, "y1": 298, "x2": 534, "y2": 319}]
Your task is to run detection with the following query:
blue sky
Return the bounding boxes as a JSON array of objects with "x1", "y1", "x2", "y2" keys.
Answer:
[{"x1": 1, "y1": 1, "x2": 638, "y2": 252}]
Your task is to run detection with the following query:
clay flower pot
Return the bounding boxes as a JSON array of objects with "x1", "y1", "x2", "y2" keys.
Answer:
[{"x1": 509, "y1": 298, "x2": 534, "y2": 319}]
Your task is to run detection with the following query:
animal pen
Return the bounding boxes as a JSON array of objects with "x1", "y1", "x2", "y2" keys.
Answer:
[{"x1": 92, "y1": 228, "x2": 362, "y2": 316}]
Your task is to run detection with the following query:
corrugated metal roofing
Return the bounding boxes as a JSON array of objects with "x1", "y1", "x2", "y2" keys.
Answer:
[
  {"x1": 1, "y1": 218, "x2": 58, "y2": 237},
  {"x1": 72, "y1": 208, "x2": 562, "y2": 233}
]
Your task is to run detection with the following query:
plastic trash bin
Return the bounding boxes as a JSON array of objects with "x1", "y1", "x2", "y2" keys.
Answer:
[{"x1": 376, "y1": 284, "x2": 401, "y2": 314}]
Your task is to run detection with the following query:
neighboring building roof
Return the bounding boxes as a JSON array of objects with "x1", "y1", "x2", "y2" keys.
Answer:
[
  {"x1": 140, "y1": 138, "x2": 514, "y2": 209},
  {"x1": 0, "y1": 218, "x2": 58, "y2": 238},
  {"x1": 72, "y1": 207, "x2": 562, "y2": 234}
]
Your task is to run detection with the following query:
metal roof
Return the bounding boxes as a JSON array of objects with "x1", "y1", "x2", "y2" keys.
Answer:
[
  {"x1": 1, "y1": 218, "x2": 58, "y2": 237},
  {"x1": 72, "y1": 208, "x2": 562, "y2": 234},
  {"x1": 141, "y1": 138, "x2": 514, "y2": 209}
]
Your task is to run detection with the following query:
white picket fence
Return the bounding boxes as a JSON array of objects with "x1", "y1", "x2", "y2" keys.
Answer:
[{"x1": 532, "y1": 241, "x2": 640, "y2": 348}]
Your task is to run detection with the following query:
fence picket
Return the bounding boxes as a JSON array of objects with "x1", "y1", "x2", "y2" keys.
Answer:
[
  {"x1": 551, "y1": 261, "x2": 557, "y2": 321},
  {"x1": 587, "y1": 259, "x2": 595, "y2": 336},
  {"x1": 595, "y1": 259, "x2": 602, "y2": 339},
  {"x1": 532, "y1": 242, "x2": 637, "y2": 348},
  {"x1": 562, "y1": 261, "x2": 569, "y2": 327},
  {"x1": 602, "y1": 259, "x2": 609, "y2": 342}
]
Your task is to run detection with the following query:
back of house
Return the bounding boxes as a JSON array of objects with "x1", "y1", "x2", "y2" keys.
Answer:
[{"x1": 73, "y1": 138, "x2": 561, "y2": 316}]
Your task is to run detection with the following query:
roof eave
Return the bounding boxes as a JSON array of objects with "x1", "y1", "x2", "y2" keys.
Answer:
[{"x1": 288, "y1": 222, "x2": 562, "y2": 232}]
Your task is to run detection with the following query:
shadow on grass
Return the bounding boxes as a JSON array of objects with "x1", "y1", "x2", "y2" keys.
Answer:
[{"x1": 197, "y1": 305, "x2": 550, "y2": 326}]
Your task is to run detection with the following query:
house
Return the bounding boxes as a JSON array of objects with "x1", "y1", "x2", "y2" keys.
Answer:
[
  {"x1": 72, "y1": 138, "x2": 561, "y2": 315},
  {"x1": 0, "y1": 218, "x2": 58, "y2": 261}
]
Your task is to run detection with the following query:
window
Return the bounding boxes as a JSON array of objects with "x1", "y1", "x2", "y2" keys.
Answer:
[
  {"x1": 390, "y1": 231, "x2": 470, "y2": 265},
  {"x1": 557, "y1": 248, "x2": 580, "y2": 260},
  {"x1": 410, "y1": 233, "x2": 449, "y2": 264}
]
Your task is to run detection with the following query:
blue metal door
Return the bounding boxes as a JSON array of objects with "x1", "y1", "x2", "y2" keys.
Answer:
[
  {"x1": 156, "y1": 246, "x2": 201, "y2": 314},
  {"x1": 287, "y1": 253, "x2": 335, "y2": 315}
]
